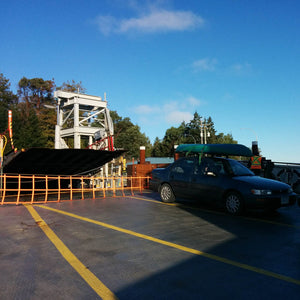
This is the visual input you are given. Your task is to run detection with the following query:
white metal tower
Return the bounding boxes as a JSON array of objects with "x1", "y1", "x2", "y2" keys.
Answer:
[{"x1": 53, "y1": 90, "x2": 114, "y2": 150}]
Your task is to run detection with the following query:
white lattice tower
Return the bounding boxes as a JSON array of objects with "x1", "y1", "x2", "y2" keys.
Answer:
[{"x1": 54, "y1": 90, "x2": 114, "y2": 150}]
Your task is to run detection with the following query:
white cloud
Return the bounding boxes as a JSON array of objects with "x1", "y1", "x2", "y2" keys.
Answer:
[
  {"x1": 163, "y1": 101, "x2": 180, "y2": 112},
  {"x1": 187, "y1": 96, "x2": 201, "y2": 106},
  {"x1": 95, "y1": 16, "x2": 118, "y2": 36},
  {"x1": 192, "y1": 58, "x2": 217, "y2": 72},
  {"x1": 190, "y1": 59, "x2": 253, "y2": 76},
  {"x1": 95, "y1": 9, "x2": 205, "y2": 35},
  {"x1": 133, "y1": 105, "x2": 160, "y2": 114},
  {"x1": 165, "y1": 110, "x2": 193, "y2": 123},
  {"x1": 130, "y1": 95, "x2": 206, "y2": 141},
  {"x1": 132, "y1": 96, "x2": 203, "y2": 126},
  {"x1": 229, "y1": 62, "x2": 252, "y2": 75}
]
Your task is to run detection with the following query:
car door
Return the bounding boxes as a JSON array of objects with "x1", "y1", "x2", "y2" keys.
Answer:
[
  {"x1": 189, "y1": 157, "x2": 226, "y2": 202},
  {"x1": 168, "y1": 157, "x2": 196, "y2": 198}
]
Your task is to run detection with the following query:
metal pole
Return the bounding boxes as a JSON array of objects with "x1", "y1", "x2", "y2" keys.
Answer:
[
  {"x1": 204, "y1": 123, "x2": 207, "y2": 144},
  {"x1": 200, "y1": 118, "x2": 203, "y2": 144}
]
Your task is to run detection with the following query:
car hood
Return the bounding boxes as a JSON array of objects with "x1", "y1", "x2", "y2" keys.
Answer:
[{"x1": 233, "y1": 175, "x2": 290, "y2": 190}]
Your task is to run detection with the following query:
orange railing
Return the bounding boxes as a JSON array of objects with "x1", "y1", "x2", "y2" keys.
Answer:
[{"x1": 0, "y1": 174, "x2": 150, "y2": 205}]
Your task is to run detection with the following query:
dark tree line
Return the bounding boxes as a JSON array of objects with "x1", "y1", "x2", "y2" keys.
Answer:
[{"x1": 0, "y1": 72, "x2": 236, "y2": 159}]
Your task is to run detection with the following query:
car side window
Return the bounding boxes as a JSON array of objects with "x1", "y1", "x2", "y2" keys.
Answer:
[
  {"x1": 197, "y1": 157, "x2": 225, "y2": 176},
  {"x1": 171, "y1": 158, "x2": 195, "y2": 176},
  {"x1": 197, "y1": 158, "x2": 213, "y2": 175},
  {"x1": 173, "y1": 166, "x2": 184, "y2": 174},
  {"x1": 214, "y1": 161, "x2": 225, "y2": 175}
]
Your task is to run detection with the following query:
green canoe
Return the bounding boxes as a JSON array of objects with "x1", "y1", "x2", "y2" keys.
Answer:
[{"x1": 175, "y1": 144, "x2": 253, "y2": 157}]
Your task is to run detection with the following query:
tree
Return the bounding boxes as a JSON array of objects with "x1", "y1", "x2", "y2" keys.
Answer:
[
  {"x1": 216, "y1": 132, "x2": 236, "y2": 144},
  {"x1": 16, "y1": 77, "x2": 57, "y2": 148},
  {"x1": 18, "y1": 77, "x2": 55, "y2": 116},
  {"x1": 0, "y1": 73, "x2": 17, "y2": 132},
  {"x1": 151, "y1": 137, "x2": 164, "y2": 157},
  {"x1": 0, "y1": 73, "x2": 18, "y2": 153},
  {"x1": 185, "y1": 112, "x2": 218, "y2": 144},
  {"x1": 12, "y1": 105, "x2": 46, "y2": 149},
  {"x1": 0, "y1": 73, "x2": 18, "y2": 109},
  {"x1": 151, "y1": 124, "x2": 187, "y2": 157},
  {"x1": 151, "y1": 112, "x2": 237, "y2": 157},
  {"x1": 38, "y1": 106, "x2": 56, "y2": 148},
  {"x1": 109, "y1": 110, "x2": 152, "y2": 159},
  {"x1": 57, "y1": 80, "x2": 86, "y2": 93}
]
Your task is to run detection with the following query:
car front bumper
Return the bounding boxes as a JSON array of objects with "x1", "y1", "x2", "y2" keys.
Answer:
[{"x1": 245, "y1": 193, "x2": 297, "y2": 210}]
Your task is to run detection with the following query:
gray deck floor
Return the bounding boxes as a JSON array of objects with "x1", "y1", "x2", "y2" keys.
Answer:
[{"x1": 1, "y1": 192, "x2": 300, "y2": 299}]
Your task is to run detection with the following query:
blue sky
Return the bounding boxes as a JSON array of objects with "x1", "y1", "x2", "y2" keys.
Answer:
[{"x1": 1, "y1": 0, "x2": 299, "y2": 162}]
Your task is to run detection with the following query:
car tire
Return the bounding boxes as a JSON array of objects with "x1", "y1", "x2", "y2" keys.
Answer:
[
  {"x1": 160, "y1": 183, "x2": 175, "y2": 203},
  {"x1": 224, "y1": 192, "x2": 244, "y2": 215}
]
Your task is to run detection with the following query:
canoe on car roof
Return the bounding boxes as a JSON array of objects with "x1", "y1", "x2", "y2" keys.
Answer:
[{"x1": 175, "y1": 144, "x2": 253, "y2": 157}]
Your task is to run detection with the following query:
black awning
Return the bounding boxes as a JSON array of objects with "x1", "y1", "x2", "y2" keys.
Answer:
[{"x1": 3, "y1": 148, "x2": 125, "y2": 175}]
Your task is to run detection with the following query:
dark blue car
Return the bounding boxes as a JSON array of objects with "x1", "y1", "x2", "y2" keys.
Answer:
[{"x1": 150, "y1": 156, "x2": 297, "y2": 215}]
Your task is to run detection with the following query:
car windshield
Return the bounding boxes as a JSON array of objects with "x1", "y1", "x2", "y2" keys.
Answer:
[{"x1": 227, "y1": 159, "x2": 254, "y2": 176}]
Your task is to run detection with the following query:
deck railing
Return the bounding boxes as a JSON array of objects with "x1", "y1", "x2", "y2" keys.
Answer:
[{"x1": 0, "y1": 174, "x2": 150, "y2": 205}]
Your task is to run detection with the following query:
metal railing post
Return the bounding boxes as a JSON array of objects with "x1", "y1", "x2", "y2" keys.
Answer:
[
  {"x1": 70, "y1": 176, "x2": 73, "y2": 200},
  {"x1": 121, "y1": 176, "x2": 125, "y2": 197},
  {"x1": 81, "y1": 176, "x2": 84, "y2": 199},
  {"x1": 102, "y1": 176, "x2": 106, "y2": 198},
  {"x1": 58, "y1": 175, "x2": 61, "y2": 202},
  {"x1": 112, "y1": 176, "x2": 115, "y2": 197},
  {"x1": 45, "y1": 175, "x2": 48, "y2": 203},
  {"x1": 1, "y1": 174, "x2": 6, "y2": 205},
  {"x1": 31, "y1": 175, "x2": 35, "y2": 204},
  {"x1": 16, "y1": 174, "x2": 21, "y2": 205},
  {"x1": 92, "y1": 176, "x2": 95, "y2": 199}
]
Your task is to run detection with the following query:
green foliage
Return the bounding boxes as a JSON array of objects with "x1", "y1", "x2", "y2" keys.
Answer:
[
  {"x1": 0, "y1": 73, "x2": 18, "y2": 109},
  {"x1": 57, "y1": 80, "x2": 86, "y2": 93},
  {"x1": 110, "y1": 110, "x2": 152, "y2": 158},
  {"x1": 12, "y1": 105, "x2": 46, "y2": 149},
  {"x1": 16, "y1": 77, "x2": 57, "y2": 149},
  {"x1": 18, "y1": 77, "x2": 55, "y2": 115},
  {"x1": 151, "y1": 137, "x2": 164, "y2": 157},
  {"x1": 38, "y1": 106, "x2": 56, "y2": 148},
  {"x1": 154, "y1": 126, "x2": 186, "y2": 157},
  {"x1": 0, "y1": 105, "x2": 7, "y2": 134},
  {"x1": 0, "y1": 73, "x2": 17, "y2": 135}
]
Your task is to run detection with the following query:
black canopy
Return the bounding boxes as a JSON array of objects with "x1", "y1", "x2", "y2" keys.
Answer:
[{"x1": 3, "y1": 148, "x2": 125, "y2": 175}]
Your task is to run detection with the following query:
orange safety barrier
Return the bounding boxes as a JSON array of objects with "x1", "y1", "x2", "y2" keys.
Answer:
[{"x1": 0, "y1": 174, "x2": 150, "y2": 205}]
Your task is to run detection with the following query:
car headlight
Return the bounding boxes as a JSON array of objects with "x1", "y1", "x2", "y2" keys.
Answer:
[{"x1": 251, "y1": 189, "x2": 272, "y2": 195}]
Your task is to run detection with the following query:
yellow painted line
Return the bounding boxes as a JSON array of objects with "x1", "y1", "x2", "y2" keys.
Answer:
[
  {"x1": 24, "y1": 204, "x2": 118, "y2": 300},
  {"x1": 131, "y1": 196, "x2": 179, "y2": 206},
  {"x1": 36, "y1": 204, "x2": 300, "y2": 286},
  {"x1": 131, "y1": 196, "x2": 300, "y2": 229}
]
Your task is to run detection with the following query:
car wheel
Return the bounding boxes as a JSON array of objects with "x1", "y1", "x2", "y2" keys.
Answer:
[
  {"x1": 160, "y1": 183, "x2": 175, "y2": 203},
  {"x1": 224, "y1": 192, "x2": 243, "y2": 215}
]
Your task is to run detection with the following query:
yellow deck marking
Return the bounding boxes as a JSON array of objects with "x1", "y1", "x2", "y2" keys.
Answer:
[
  {"x1": 131, "y1": 196, "x2": 300, "y2": 229},
  {"x1": 36, "y1": 204, "x2": 300, "y2": 286},
  {"x1": 131, "y1": 196, "x2": 179, "y2": 206},
  {"x1": 24, "y1": 204, "x2": 118, "y2": 300}
]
